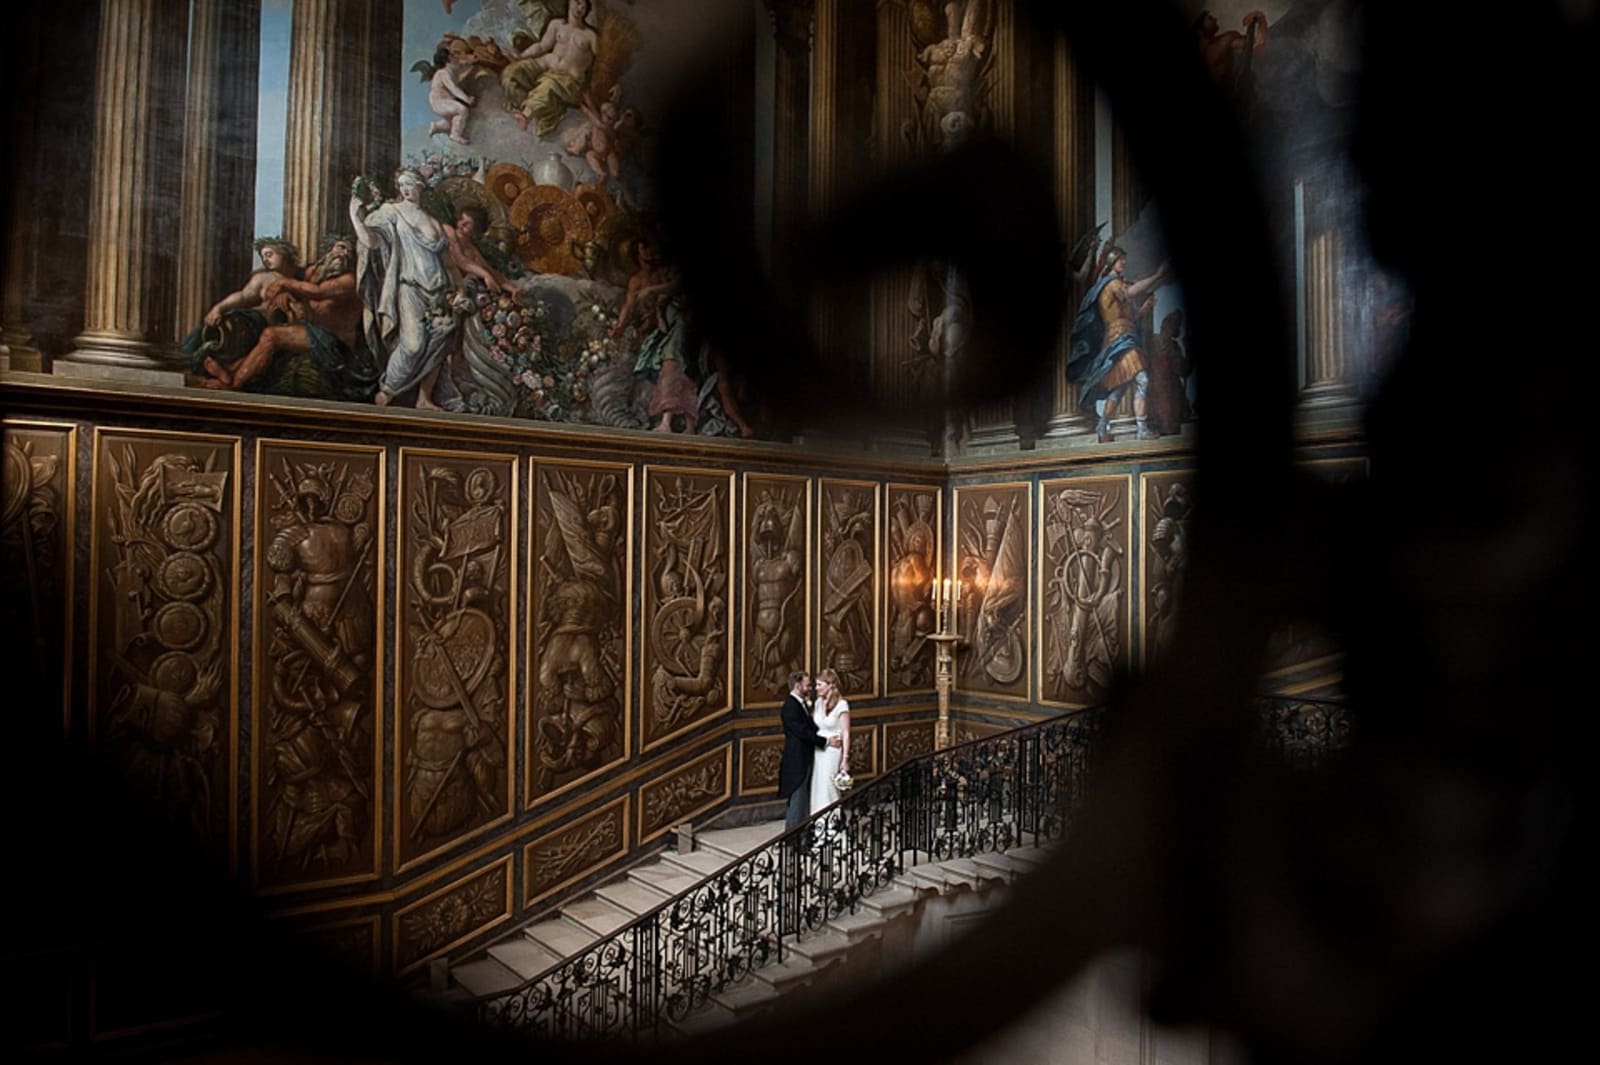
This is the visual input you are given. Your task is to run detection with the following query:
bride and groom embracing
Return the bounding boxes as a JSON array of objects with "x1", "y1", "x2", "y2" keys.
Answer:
[{"x1": 778, "y1": 669, "x2": 852, "y2": 836}]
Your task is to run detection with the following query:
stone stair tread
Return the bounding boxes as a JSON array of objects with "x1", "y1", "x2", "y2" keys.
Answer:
[
  {"x1": 1005, "y1": 844, "x2": 1050, "y2": 867},
  {"x1": 662, "y1": 850, "x2": 731, "y2": 877},
  {"x1": 751, "y1": 955, "x2": 821, "y2": 992},
  {"x1": 826, "y1": 910, "x2": 886, "y2": 940},
  {"x1": 561, "y1": 896, "x2": 636, "y2": 936},
  {"x1": 696, "y1": 821, "x2": 787, "y2": 859},
  {"x1": 668, "y1": 999, "x2": 740, "y2": 1037},
  {"x1": 859, "y1": 884, "x2": 920, "y2": 918},
  {"x1": 903, "y1": 864, "x2": 975, "y2": 892},
  {"x1": 786, "y1": 927, "x2": 852, "y2": 962},
  {"x1": 940, "y1": 856, "x2": 1000, "y2": 882},
  {"x1": 523, "y1": 918, "x2": 600, "y2": 957},
  {"x1": 451, "y1": 958, "x2": 523, "y2": 997},
  {"x1": 971, "y1": 852, "x2": 1033, "y2": 878},
  {"x1": 484, "y1": 938, "x2": 562, "y2": 980},
  {"x1": 593, "y1": 880, "x2": 671, "y2": 916},
  {"x1": 712, "y1": 978, "x2": 781, "y2": 1014},
  {"x1": 629, "y1": 865, "x2": 702, "y2": 895}
]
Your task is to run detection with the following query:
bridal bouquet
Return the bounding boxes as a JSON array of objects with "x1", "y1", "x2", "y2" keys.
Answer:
[{"x1": 832, "y1": 769, "x2": 854, "y2": 793}]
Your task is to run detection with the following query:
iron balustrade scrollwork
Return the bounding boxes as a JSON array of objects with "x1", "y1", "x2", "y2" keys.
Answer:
[{"x1": 475, "y1": 698, "x2": 1345, "y2": 1041}]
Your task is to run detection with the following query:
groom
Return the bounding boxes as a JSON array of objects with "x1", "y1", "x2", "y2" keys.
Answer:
[{"x1": 778, "y1": 670, "x2": 841, "y2": 832}]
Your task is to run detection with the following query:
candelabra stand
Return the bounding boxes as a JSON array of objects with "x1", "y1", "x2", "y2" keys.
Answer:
[{"x1": 930, "y1": 579, "x2": 962, "y2": 749}]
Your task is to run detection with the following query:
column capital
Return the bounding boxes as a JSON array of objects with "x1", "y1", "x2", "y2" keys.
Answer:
[{"x1": 765, "y1": 0, "x2": 814, "y2": 53}]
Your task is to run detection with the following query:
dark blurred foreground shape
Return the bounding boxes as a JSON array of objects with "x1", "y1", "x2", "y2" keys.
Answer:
[{"x1": 3, "y1": 0, "x2": 1595, "y2": 1062}]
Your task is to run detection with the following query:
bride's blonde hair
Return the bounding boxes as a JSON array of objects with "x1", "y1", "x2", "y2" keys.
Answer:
[{"x1": 818, "y1": 668, "x2": 842, "y2": 712}]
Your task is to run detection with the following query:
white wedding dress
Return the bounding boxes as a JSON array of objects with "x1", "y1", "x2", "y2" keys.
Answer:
[{"x1": 809, "y1": 698, "x2": 850, "y2": 817}]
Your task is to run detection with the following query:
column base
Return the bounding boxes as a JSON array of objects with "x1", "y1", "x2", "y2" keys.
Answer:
[
  {"x1": 58, "y1": 332, "x2": 189, "y2": 388},
  {"x1": 1296, "y1": 381, "x2": 1362, "y2": 411},
  {"x1": 0, "y1": 330, "x2": 45, "y2": 372}
]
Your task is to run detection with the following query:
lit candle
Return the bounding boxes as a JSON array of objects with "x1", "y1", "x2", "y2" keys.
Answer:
[
  {"x1": 942, "y1": 578, "x2": 951, "y2": 609},
  {"x1": 954, "y1": 579, "x2": 962, "y2": 605}
]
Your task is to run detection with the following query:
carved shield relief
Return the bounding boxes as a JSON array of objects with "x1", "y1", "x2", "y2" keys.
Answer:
[
  {"x1": 252, "y1": 441, "x2": 384, "y2": 891},
  {"x1": 89, "y1": 429, "x2": 240, "y2": 856},
  {"x1": 1038, "y1": 475, "x2": 1131, "y2": 708},
  {"x1": 742, "y1": 473, "x2": 811, "y2": 708},
  {"x1": 395, "y1": 448, "x2": 517, "y2": 872},
  {"x1": 1, "y1": 421, "x2": 76, "y2": 730},
  {"x1": 641, "y1": 467, "x2": 733, "y2": 749},
  {"x1": 885, "y1": 484, "x2": 941, "y2": 696},
  {"x1": 1139, "y1": 470, "x2": 1195, "y2": 669},
  {"x1": 954, "y1": 483, "x2": 1031, "y2": 699},
  {"x1": 527, "y1": 459, "x2": 632, "y2": 806},
  {"x1": 818, "y1": 479, "x2": 879, "y2": 700}
]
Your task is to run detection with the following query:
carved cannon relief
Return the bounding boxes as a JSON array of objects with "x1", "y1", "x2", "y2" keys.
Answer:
[
  {"x1": 1039, "y1": 475, "x2": 1130, "y2": 707},
  {"x1": 954, "y1": 483, "x2": 1030, "y2": 699},
  {"x1": 818, "y1": 479, "x2": 878, "y2": 699}
]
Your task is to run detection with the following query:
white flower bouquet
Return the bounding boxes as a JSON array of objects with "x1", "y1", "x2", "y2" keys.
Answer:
[{"x1": 832, "y1": 768, "x2": 854, "y2": 793}]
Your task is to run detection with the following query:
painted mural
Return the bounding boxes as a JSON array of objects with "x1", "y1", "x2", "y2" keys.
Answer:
[{"x1": 180, "y1": 0, "x2": 762, "y2": 438}]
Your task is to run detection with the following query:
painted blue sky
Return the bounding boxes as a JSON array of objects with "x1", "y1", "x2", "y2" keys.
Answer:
[{"x1": 253, "y1": 0, "x2": 293, "y2": 241}]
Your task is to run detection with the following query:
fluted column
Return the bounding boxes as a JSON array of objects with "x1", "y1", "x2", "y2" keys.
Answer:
[
  {"x1": 766, "y1": 0, "x2": 813, "y2": 298},
  {"x1": 1301, "y1": 226, "x2": 1353, "y2": 406},
  {"x1": 871, "y1": 1, "x2": 918, "y2": 412},
  {"x1": 283, "y1": 0, "x2": 379, "y2": 260},
  {"x1": 60, "y1": 0, "x2": 190, "y2": 374},
  {"x1": 175, "y1": 0, "x2": 262, "y2": 338},
  {"x1": 0, "y1": 0, "x2": 44, "y2": 369},
  {"x1": 1052, "y1": 37, "x2": 1096, "y2": 428}
]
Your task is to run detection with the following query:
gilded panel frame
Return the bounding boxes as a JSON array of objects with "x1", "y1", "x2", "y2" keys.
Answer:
[
  {"x1": 882, "y1": 719, "x2": 937, "y2": 770},
  {"x1": 392, "y1": 853, "x2": 515, "y2": 976},
  {"x1": 525, "y1": 458, "x2": 634, "y2": 809},
  {"x1": 952, "y1": 481, "x2": 1032, "y2": 702},
  {"x1": 736, "y1": 733, "x2": 785, "y2": 797},
  {"x1": 521, "y1": 793, "x2": 631, "y2": 909},
  {"x1": 816, "y1": 477, "x2": 880, "y2": 701},
  {"x1": 1036, "y1": 474, "x2": 1133, "y2": 709},
  {"x1": 638, "y1": 743, "x2": 733, "y2": 843}
]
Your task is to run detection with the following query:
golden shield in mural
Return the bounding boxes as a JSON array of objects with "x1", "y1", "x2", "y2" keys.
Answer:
[
  {"x1": 509, "y1": 185, "x2": 590, "y2": 276},
  {"x1": 572, "y1": 183, "x2": 617, "y2": 229},
  {"x1": 485, "y1": 162, "x2": 534, "y2": 207}
]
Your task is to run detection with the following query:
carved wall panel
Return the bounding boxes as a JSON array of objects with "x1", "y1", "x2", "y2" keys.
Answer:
[
  {"x1": 953, "y1": 720, "x2": 1007, "y2": 746},
  {"x1": 846, "y1": 723, "x2": 878, "y2": 780},
  {"x1": 1, "y1": 421, "x2": 76, "y2": 729},
  {"x1": 641, "y1": 467, "x2": 733, "y2": 749},
  {"x1": 527, "y1": 460, "x2": 632, "y2": 807},
  {"x1": 883, "y1": 720, "x2": 936, "y2": 769},
  {"x1": 291, "y1": 915, "x2": 381, "y2": 980},
  {"x1": 1139, "y1": 471, "x2": 1195, "y2": 668},
  {"x1": 954, "y1": 483, "x2": 1031, "y2": 699},
  {"x1": 885, "y1": 484, "x2": 941, "y2": 695},
  {"x1": 523, "y1": 795, "x2": 629, "y2": 908},
  {"x1": 737, "y1": 734, "x2": 784, "y2": 796},
  {"x1": 741, "y1": 473, "x2": 811, "y2": 707},
  {"x1": 393, "y1": 855, "x2": 513, "y2": 975},
  {"x1": 1038, "y1": 475, "x2": 1131, "y2": 708},
  {"x1": 252, "y1": 441, "x2": 384, "y2": 892},
  {"x1": 639, "y1": 744, "x2": 732, "y2": 842},
  {"x1": 818, "y1": 478, "x2": 879, "y2": 699},
  {"x1": 89, "y1": 429, "x2": 239, "y2": 855},
  {"x1": 395, "y1": 449, "x2": 517, "y2": 872}
]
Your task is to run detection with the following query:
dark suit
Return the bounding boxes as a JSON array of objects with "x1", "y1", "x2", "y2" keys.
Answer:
[{"x1": 778, "y1": 691, "x2": 825, "y2": 830}]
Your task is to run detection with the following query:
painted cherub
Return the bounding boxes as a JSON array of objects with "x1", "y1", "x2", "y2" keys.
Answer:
[
  {"x1": 413, "y1": 40, "x2": 481, "y2": 144},
  {"x1": 565, "y1": 85, "x2": 629, "y2": 184}
]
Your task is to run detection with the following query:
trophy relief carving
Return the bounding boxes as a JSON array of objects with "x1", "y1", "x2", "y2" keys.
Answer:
[
  {"x1": 819, "y1": 482, "x2": 875, "y2": 696},
  {"x1": 744, "y1": 478, "x2": 807, "y2": 702},
  {"x1": 1144, "y1": 476, "x2": 1194, "y2": 666},
  {"x1": 956, "y1": 487, "x2": 1029, "y2": 696},
  {"x1": 258, "y1": 449, "x2": 379, "y2": 884},
  {"x1": 2, "y1": 428, "x2": 70, "y2": 709},
  {"x1": 401, "y1": 458, "x2": 510, "y2": 860},
  {"x1": 887, "y1": 488, "x2": 938, "y2": 692},
  {"x1": 531, "y1": 466, "x2": 626, "y2": 797},
  {"x1": 98, "y1": 440, "x2": 233, "y2": 844},
  {"x1": 1042, "y1": 481, "x2": 1128, "y2": 705},
  {"x1": 645, "y1": 474, "x2": 729, "y2": 740}
]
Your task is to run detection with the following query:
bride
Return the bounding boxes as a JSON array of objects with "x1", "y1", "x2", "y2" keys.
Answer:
[{"x1": 808, "y1": 668, "x2": 851, "y2": 821}]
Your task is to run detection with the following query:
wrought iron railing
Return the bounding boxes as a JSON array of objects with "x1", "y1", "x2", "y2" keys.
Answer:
[
  {"x1": 474, "y1": 696, "x2": 1349, "y2": 1041},
  {"x1": 476, "y1": 708, "x2": 1106, "y2": 1041}
]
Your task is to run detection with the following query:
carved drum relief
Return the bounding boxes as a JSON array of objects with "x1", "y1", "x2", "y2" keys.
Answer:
[
  {"x1": 818, "y1": 479, "x2": 878, "y2": 700},
  {"x1": 885, "y1": 484, "x2": 940, "y2": 695},
  {"x1": 528, "y1": 460, "x2": 632, "y2": 806},
  {"x1": 90, "y1": 429, "x2": 239, "y2": 852},
  {"x1": 954, "y1": 483, "x2": 1031, "y2": 699},
  {"x1": 741, "y1": 473, "x2": 810, "y2": 708},
  {"x1": 252, "y1": 441, "x2": 384, "y2": 890},
  {"x1": 1139, "y1": 471, "x2": 1195, "y2": 668},
  {"x1": 1039, "y1": 475, "x2": 1131, "y2": 707},
  {"x1": 641, "y1": 468, "x2": 733, "y2": 750},
  {"x1": 1, "y1": 421, "x2": 75, "y2": 728},
  {"x1": 396, "y1": 449, "x2": 517, "y2": 871}
]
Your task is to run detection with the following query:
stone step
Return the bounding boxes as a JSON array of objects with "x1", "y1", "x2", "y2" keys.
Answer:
[
  {"x1": 628, "y1": 863, "x2": 702, "y2": 897},
  {"x1": 661, "y1": 849, "x2": 731, "y2": 878},
  {"x1": 593, "y1": 879, "x2": 671, "y2": 917},
  {"x1": 710, "y1": 976, "x2": 782, "y2": 1016},
  {"x1": 902, "y1": 861, "x2": 981, "y2": 894},
  {"x1": 451, "y1": 957, "x2": 523, "y2": 997},
  {"x1": 786, "y1": 927, "x2": 853, "y2": 965},
  {"x1": 561, "y1": 896, "x2": 636, "y2": 938},
  {"x1": 970, "y1": 852, "x2": 1034, "y2": 882},
  {"x1": 826, "y1": 909, "x2": 886, "y2": 943},
  {"x1": 667, "y1": 998, "x2": 740, "y2": 1038},
  {"x1": 942, "y1": 856, "x2": 1003, "y2": 886},
  {"x1": 522, "y1": 917, "x2": 600, "y2": 958},
  {"x1": 696, "y1": 821, "x2": 786, "y2": 860},
  {"x1": 859, "y1": 883, "x2": 920, "y2": 920},
  {"x1": 484, "y1": 937, "x2": 561, "y2": 981},
  {"x1": 1006, "y1": 844, "x2": 1051, "y2": 868},
  {"x1": 750, "y1": 954, "x2": 821, "y2": 994}
]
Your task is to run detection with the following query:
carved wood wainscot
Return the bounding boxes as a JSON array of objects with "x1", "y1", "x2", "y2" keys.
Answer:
[
  {"x1": 954, "y1": 483, "x2": 1032, "y2": 700},
  {"x1": 252, "y1": 440, "x2": 384, "y2": 892},
  {"x1": 885, "y1": 484, "x2": 941, "y2": 696},
  {"x1": 527, "y1": 459, "x2": 633, "y2": 807},
  {"x1": 818, "y1": 478, "x2": 879, "y2": 700},
  {"x1": 737, "y1": 734, "x2": 785, "y2": 796},
  {"x1": 89, "y1": 428, "x2": 240, "y2": 861},
  {"x1": 393, "y1": 855, "x2": 514, "y2": 976},
  {"x1": 1139, "y1": 470, "x2": 1195, "y2": 669},
  {"x1": 641, "y1": 467, "x2": 733, "y2": 750},
  {"x1": 522, "y1": 795, "x2": 630, "y2": 909},
  {"x1": 883, "y1": 720, "x2": 936, "y2": 768},
  {"x1": 741, "y1": 472, "x2": 811, "y2": 709},
  {"x1": 1, "y1": 420, "x2": 76, "y2": 730},
  {"x1": 1038, "y1": 475, "x2": 1132, "y2": 709},
  {"x1": 395, "y1": 448, "x2": 517, "y2": 873},
  {"x1": 846, "y1": 722, "x2": 878, "y2": 780},
  {"x1": 639, "y1": 745, "x2": 732, "y2": 843}
]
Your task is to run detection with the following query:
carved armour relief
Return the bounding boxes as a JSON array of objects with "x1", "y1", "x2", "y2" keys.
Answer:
[
  {"x1": 886, "y1": 485, "x2": 941, "y2": 694},
  {"x1": 818, "y1": 479, "x2": 878, "y2": 699},
  {"x1": 1141, "y1": 472, "x2": 1194, "y2": 668},
  {"x1": 1040, "y1": 476, "x2": 1130, "y2": 707},
  {"x1": 955, "y1": 483, "x2": 1030, "y2": 698},
  {"x1": 742, "y1": 474, "x2": 810, "y2": 706}
]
